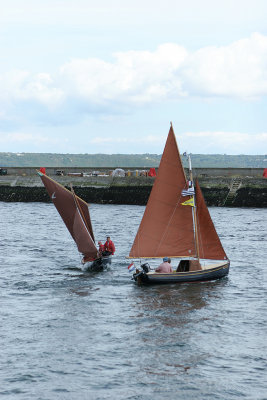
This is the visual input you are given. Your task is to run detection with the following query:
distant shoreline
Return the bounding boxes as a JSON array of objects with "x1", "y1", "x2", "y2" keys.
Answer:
[{"x1": 0, "y1": 153, "x2": 266, "y2": 168}]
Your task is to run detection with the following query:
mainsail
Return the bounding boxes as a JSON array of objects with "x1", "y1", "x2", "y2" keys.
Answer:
[
  {"x1": 38, "y1": 172, "x2": 98, "y2": 260},
  {"x1": 129, "y1": 125, "x2": 196, "y2": 258},
  {"x1": 129, "y1": 124, "x2": 228, "y2": 262}
]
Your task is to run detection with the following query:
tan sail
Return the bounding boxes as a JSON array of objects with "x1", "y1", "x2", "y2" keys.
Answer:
[
  {"x1": 129, "y1": 124, "x2": 196, "y2": 258},
  {"x1": 195, "y1": 180, "x2": 228, "y2": 260},
  {"x1": 39, "y1": 172, "x2": 98, "y2": 260}
]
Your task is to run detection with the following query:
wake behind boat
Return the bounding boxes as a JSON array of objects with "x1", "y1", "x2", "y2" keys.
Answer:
[
  {"x1": 128, "y1": 123, "x2": 230, "y2": 285},
  {"x1": 38, "y1": 171, "x2": 112, "y2": 271}
]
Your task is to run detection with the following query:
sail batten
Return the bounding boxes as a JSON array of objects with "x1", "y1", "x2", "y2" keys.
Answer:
[{"x1": 39, "y1": 172, "x2": 98, "y2": 260}]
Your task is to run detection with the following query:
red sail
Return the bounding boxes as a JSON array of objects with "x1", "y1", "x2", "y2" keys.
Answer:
[
  {"x1": 39, "y1": 173, "x2": 97, "y2": 260},
  {"x1": 195, "y1": 180, "x2": 228, "y2": 260},
  {"x1": 129, "y1": 125, "x2": 196, "y2": 258}
]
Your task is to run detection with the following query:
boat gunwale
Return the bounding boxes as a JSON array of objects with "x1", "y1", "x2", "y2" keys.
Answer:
[{"x1": 145, "y1": 261, "x2": 230, "y2": 278}]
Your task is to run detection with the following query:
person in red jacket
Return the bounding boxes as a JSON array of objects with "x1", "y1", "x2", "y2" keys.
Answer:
[
  {"x1": 98, "y1": 241, "x2": 105, "y2": 256},
  {"x1": 103, "y1": 236, "x2": 115, "y2": 255}
]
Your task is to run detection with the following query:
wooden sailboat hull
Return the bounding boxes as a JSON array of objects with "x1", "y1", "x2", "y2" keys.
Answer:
[
  {"x1": 85, "y1": 255, "x2": 112, "y2": 271},
  {"x1": 133, "y1": 262, "x2": 230, "y2": 285}
]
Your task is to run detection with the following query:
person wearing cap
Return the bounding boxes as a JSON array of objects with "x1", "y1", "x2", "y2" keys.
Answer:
[
  {"x1": 98, "y1": 241, "x2": 105, "y2": 256},
  {"x1": 103, "y1": 236, "x2": 115, "y2": 255},
  {"x1": 155, "y1": 257, "x2": 172, "y2": 273}
]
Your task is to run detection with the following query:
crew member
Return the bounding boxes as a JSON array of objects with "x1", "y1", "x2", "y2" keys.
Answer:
[
  {"x1": 98, "y1": 241, "x2": 105, "y2": 255},
  {"x1": 104, "y1": 236, "x2": 115, "y2": 255},
  {"x1": 155, "y1": 257, "x2": 172, "y2": 273}
]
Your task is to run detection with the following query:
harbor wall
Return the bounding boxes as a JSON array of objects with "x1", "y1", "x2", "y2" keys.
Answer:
[
  {"x1": 0, "y1": 166, "x2": 265, "y2": 177},
  {"x1": 0, "y1": 170, "x2": 266, "y2": 207}
]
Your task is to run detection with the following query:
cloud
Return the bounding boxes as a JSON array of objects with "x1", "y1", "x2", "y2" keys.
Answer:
[
  {"x1": 0, "y1": 132, "x2": 39, "y2": 143},
  {"x1": 180, "y1": 131, "x2": 267, "y2": 154},
  {"x1": 0, "y1": 70, "x2": 64, "y2": 107},
  {"x1": 89, "y1": 131, "x2": 267, "y2": 155},
  {"x1": 59, "y1": 34, "x2": 267, "y2": 104},
  {"x1": 59, "y1": 43, "x2": 187, "y2": 104},
  {"x1": 0, "y1": 129, "x2": 265, "y2": 155},
  {"x1": 90, "y1": 135, "x2": 165, "y2": 145},
  {"x1": 0, "y1": 132, "x2": 65, "y2": 145},
  {"x1": 0, "y1": 33, "x2": 267, "y2": 123},
  {"x1": 182, "y1": 33, "x2": 267, "y2": 99}
]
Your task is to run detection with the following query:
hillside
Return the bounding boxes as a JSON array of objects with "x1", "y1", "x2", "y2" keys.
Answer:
[{"x1": 0, "y1": 152, "x2": 266, "y2": 168}]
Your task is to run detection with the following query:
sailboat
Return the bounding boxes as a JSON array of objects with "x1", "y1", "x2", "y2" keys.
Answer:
[
  {"x1": 129, "y1": 123, "x2": 230, "y2": 284},
  {"x1": 38, "y1": 171, "x2": 112, "y2": 270}
]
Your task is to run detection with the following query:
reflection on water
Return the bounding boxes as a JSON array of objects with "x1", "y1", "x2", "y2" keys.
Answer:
[
  {"x1": 133, "y1": 279, "x2": 227, "y2": 322},
  {"x1": 69, "y1": 286, "x2": 100, "y2": 297}
]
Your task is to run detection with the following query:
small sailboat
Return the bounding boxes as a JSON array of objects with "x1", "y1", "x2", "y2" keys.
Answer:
[
  {"x1": 129, "y1": 123, "x2": 230, "y2": 284},
  {"x1": 38, "y1": 171, "x2": 112, "y2": 270}
]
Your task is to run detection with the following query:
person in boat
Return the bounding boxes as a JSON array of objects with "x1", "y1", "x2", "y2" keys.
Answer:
[
  {"x1": 103, "y1": 236, "x2": 115, "y2": 256},
  {"x1": 155, "y1": 257, "x2": 172, "y2": 273},
  {"x1": 98, "y1": 241, "x2": 105, "y2": 255}
]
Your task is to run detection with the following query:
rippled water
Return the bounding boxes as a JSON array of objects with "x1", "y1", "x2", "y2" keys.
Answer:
[{"x1": 0, "y1": 202, "x2": 266, "y2": 399}]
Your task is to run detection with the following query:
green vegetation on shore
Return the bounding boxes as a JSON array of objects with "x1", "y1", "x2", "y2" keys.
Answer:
[{"x1": 0, "y1": 152, "x2": 266, "y2": 168}]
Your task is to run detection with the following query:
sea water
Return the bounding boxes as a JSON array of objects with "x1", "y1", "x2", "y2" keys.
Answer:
[{"x1": 0, "y1": 203, "x2": 266, "y2": 400}]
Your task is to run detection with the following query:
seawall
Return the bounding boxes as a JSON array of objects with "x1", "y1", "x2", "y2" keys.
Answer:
[{"x1": 0, "y1": 168, "x2": 266, "y2": 207}]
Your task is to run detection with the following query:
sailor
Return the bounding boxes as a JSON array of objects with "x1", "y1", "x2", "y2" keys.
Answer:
[
  {"x1": 98, "y1": 241, "x2": 105, "y2": 252},
  {"x1": 98, "y1": 241, "x2": 105, "y2": 255},
  {"x1": 103, "y1": 236, "x2": 115, "y2": 255},
  {"x1": 155, "y1": 257, "x2": 172, "y2": 273}
]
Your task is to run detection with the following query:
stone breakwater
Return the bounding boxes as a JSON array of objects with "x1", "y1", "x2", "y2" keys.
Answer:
[{"x1": 0, "y1": 173, "x2": 266, "y2": 207}]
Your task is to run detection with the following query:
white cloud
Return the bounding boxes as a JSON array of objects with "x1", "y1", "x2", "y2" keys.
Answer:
[
  {"x1": 181, "y1": 131, "x2": 267, "y2": 154},
  {"x1": 1, "y1": 1, "x2": 266, "y2": 28},
  {"x1": 0, "y1": 33, "x2": 267, "y2": 116},
  {"x1": 60, "y1": 43, "x2": 187, "y2": 104},
  {"x1": 0, "y1": 133, "x2": 37, "y2": 143},
  {"x1": 0, "y1": 129, "x2": 265, "y2": 155},
  {"x1": 90, "y1": 135, "x2": 165, "y2": 144},
  {"x1": 0, "y1": 132, "x2": 64, "y2": 145},
  {"x1": 89, "y1": 131, "x2": 267, "y2": 155},
  {"x1": 183, "y1": 33, "x2": 267, "y2": 99},
  {"x1": 0, "y1": 70, "x2": 64, "y2": 107},
  {"x1": 51, "y1": 33, "x2": 267, "y2": 104},
  {"x1": 22, "y1": 73, "x2": 64, "y2": 106}
]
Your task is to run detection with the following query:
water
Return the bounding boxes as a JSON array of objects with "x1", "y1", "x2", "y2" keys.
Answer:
[{"x1": 0, "y1": 203, "x2": 266, "y2": 400}]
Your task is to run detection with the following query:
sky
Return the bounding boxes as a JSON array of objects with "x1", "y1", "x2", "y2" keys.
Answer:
[{"x1": 0, "y1": 0, "x2": 267, "y2": 155}]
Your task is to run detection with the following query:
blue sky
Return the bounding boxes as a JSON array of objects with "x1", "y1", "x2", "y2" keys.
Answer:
[{"x1": 0, "y1": 0, "x2": 267, "y2": 154}]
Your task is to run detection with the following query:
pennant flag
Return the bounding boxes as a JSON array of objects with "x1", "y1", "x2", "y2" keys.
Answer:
[
  {"x1": 39, "y1": 167, "x2": 46, "y2": 175},
  {"x1": 181, "y1": 197, "x2": 195, "y2": 207},
  {"x1": 128, "y1": 262, "x2": 135, "y2": 273},
  {"x1": 181, "y1": 187, "x2": 195, "y2": 196}
]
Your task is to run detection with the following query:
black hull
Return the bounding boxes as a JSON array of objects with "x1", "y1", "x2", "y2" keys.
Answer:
[
  {"x1": 86, "y1": 255, "x2": 112, "y2": 272},
  {"x1": 133, "y1": 262, "x2": 230, "y2": 285}
]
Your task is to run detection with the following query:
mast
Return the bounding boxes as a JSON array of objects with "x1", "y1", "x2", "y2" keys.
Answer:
[{"x1": 188, "y1": 154, "x2": 200, "y2": 260}]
